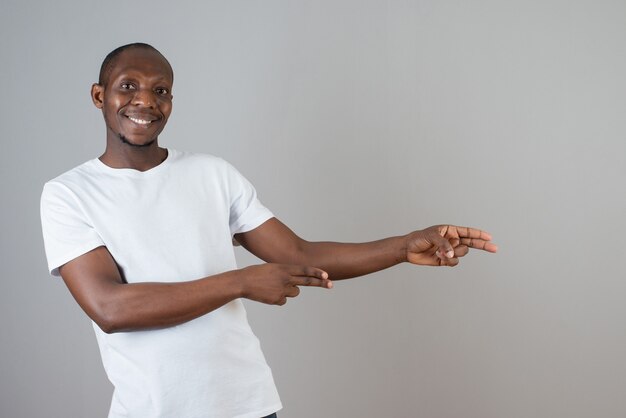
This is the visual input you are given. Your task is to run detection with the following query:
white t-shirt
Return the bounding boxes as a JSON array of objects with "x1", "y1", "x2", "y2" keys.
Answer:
[{"x1": 40, "y1": 149, "x2": 282, "y2": 418}]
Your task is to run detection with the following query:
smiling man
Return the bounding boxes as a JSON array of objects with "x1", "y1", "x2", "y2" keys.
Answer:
[
  {"x1": 94, "y1": 45, "x2": 173, "y2": 166},
  {"x1": 40, "y1": 43, "x2": 497, "y2": 418}
]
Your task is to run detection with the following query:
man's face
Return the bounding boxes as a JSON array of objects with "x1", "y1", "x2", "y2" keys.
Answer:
[{"x1": 92, "y1": 48, "x2": 173, "y2": 147}]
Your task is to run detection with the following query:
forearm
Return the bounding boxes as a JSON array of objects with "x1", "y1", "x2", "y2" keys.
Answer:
[
  {"x1": 62, "y1": 244, "x2": 331, "y2": 334},
  {"x1": 291, "y1": 236, "x2": 408, "y2": 280},
  {"x1": 95, "y1": 271, "x2": 243, "y2": 333},
  {"x1": 235, "y1": 218, "x2": 409, "y2": 280}
]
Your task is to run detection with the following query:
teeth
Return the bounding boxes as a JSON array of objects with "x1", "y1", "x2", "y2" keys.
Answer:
[{"x1": 128, "y1": 116, "x2": 152, "y2": 125}]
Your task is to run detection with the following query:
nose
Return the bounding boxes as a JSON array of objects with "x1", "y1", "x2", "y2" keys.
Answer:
[{"x1": 131, "y1": 88, "x2": 156, "y2": 107}]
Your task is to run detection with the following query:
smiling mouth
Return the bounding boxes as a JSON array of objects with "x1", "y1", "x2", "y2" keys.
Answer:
[{"x1": 126, "y1": 115, "x2": 157, "y2": 125}]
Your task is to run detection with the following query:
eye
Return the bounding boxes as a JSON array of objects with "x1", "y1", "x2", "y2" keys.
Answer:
[
  {"x1": 155, "y1": 87, "x2": 169, "y2": 96},
  {"x1": 121, "y1": 83, "x2": 136, "y2": 90}
]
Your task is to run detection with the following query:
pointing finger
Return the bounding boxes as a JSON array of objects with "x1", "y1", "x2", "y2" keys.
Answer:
[
  {"x1": 288, "y1": 265, "x2": 333, "y2": 288},
  {"x1": 458, "y1": 238, "x2": 498, "y2": 253},
  {"x1": 291, "y1": 276, "x2": 333, "y2": 288},
  {"x1": 451, "y1": 226, "x2": 493, "y2": 242},
  {"x1": 290, "y1": 265, "x2": 329, "y2": 280}
]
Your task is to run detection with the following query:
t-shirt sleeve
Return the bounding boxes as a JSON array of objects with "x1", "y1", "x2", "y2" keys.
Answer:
[
  {"x1": 40, "y1": 182, "x2": 105, "y2": 277},
  {"x1": 224, "y1": 162, "x2": 274, "y2": 236}
]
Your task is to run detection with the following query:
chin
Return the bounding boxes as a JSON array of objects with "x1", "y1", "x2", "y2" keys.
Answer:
[{"x1": 118, "y1": 134, "x2": 157, "y2": 148}]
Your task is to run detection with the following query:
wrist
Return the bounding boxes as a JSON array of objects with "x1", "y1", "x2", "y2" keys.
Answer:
[
  {"x1": 395, "y1": 234, "x2": 410, "y2": 264},
  {"x1": 222, "y1": 268, "x2": 247, "y2": 300}
]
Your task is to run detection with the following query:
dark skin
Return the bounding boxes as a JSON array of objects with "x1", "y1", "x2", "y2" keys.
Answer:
[{"x1": 61, "y1": 47, "x2": 497, "y2": 334}]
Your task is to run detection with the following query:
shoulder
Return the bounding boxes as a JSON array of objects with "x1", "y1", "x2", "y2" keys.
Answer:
[
  {"x1": 168, "y1": 149, "x2": 240, "y2": 175},
  {"x1": 47, "y1": 159, "x2": 98, "y2": 183},
  {"x1": 42, "y1": 160, "x2": 100, "y2": 201},
  {"x1": 168, "y1": 150, "x2": 257, "y2": 198}
]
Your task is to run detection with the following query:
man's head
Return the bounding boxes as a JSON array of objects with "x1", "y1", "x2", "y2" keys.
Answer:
[
  {"x1": 91, "y1": 43, "x2": 174, "y2": 148},
  {"x1": 98, "y1": 43, "x2": 173, "y2": 87}
]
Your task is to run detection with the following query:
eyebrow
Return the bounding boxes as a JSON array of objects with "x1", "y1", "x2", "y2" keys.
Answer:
[{"x1": 112, "y1": 71, "x2": 173, "y2": 84}]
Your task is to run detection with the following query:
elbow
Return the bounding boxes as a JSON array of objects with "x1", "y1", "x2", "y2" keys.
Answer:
[
  {"x1": 91, "y1": 302, "x2": 125, "y2": 334},
  {"x1": 96, "y1": 317, "x2": 119, "y2": 334}
]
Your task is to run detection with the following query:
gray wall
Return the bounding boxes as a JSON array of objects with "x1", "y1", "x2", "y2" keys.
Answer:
[{"x1": 2, "y1": 1, "x2": 625, "y2": 417}]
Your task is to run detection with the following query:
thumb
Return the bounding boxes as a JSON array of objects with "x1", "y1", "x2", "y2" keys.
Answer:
[{"x1": 431, "y1": 231, "x2": 455, "y2": 259}]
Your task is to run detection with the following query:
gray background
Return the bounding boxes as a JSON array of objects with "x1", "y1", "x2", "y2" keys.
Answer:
[{"x1": 1, "y1": 0, "x2": 625, "y2": 417}]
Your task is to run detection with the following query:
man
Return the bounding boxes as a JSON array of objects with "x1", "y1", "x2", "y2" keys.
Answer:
[{"x1": 41, "y1": 43, "x2": 497, "y2": 418}]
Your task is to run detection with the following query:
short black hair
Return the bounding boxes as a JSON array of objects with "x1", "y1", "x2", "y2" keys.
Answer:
[{"x1": 98, "y1": 43, "x2": 172, "y2": 86}]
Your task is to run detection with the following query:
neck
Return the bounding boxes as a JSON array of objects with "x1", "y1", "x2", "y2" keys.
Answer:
[{"x1": 100, "y1": 138, "x2": 168, "y2": 172}]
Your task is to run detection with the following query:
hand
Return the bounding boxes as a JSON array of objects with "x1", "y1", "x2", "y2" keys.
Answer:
[
  {"x1": 405, "y1": 225, "x2": 497, "y2": 267},
  {"x1": 240, "y1": 263, "x2": 332, "y2": 305}
]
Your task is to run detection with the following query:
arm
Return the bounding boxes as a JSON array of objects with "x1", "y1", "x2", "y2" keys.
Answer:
[
  {"x1": 59, "y1": 246, "x2": 331, "y2": 334},
  {"x1": 234, "y1": 218, "x2": 497, "y2": 280}
]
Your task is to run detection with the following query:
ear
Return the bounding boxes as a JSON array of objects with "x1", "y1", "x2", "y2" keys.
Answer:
[{"x1": 91, "y1": 83, "x2": 104, "y2": 109}]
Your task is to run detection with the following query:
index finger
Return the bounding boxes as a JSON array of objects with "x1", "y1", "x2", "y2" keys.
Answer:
[
  {"x1": 289, "y1": 265, "x2": 329, "y2": 280},
  {"x1": 449, "y1": 225, "x2": 493, "y2": 242},
  {"x1": 291, "y1": 276, "x2": 333, "y2": 288},
  {"x1": 458, "y1": 238, "x2": 499, "y2": 253},
  {"x1": 289, "y1": 266, "x2": 333, "y2": 288}
]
